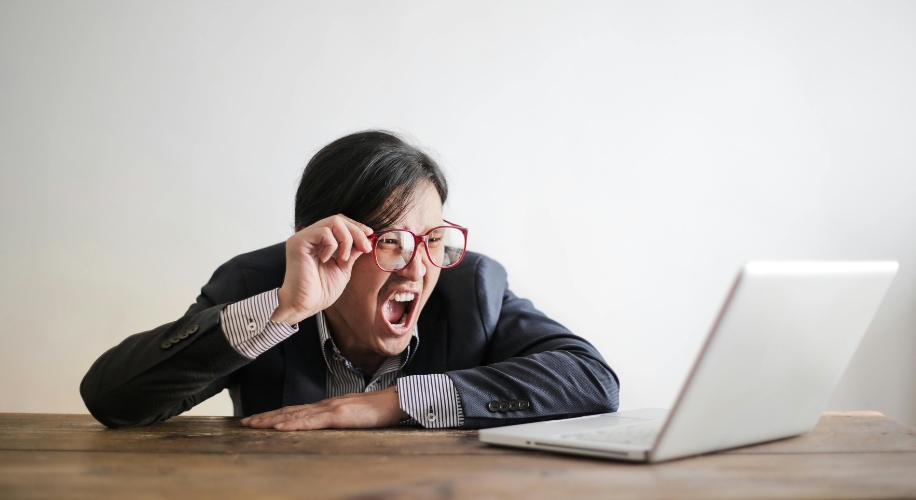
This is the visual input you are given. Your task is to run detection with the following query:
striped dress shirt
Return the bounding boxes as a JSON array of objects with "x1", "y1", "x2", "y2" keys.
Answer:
[{"x1": 219, "y1": 289, "x2": 464, "y2": 428}]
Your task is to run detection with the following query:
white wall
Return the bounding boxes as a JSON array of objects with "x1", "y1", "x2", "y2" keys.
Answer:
[{"x1": 1, "y1": 1, "x2": 914, "y2": 425}]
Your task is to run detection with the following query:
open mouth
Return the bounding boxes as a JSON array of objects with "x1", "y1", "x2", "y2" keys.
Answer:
[{"x1": 381, "y1": 291, "x2": 418, "y2": 334}]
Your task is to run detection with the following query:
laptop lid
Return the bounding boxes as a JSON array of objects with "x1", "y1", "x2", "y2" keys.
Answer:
[{"x1": 650, "y1": 261, "x2": 898, "y2": 462}]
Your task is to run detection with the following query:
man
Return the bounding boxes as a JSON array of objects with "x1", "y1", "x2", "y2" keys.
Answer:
[{"x1": 81, "y1": 131, "x2": 620, "y2": 430}]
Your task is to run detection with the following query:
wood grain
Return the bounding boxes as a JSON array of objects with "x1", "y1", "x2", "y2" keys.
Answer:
[
  {"x1": 1, "y1": 412, "x2": 914, "y2": 499},
  {"x1": 728, "y1": 411, "x2": 916, "y2": 454},
  {"x1": 0, "y1": 413, "x2": 503, "y2": 456},
  {"x1": 2, "y1": 450, "x2": 915, "y2": 500}
]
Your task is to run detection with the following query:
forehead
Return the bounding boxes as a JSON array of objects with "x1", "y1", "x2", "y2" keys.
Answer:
[{"x1": 389, "y1": 182, "x2": 443, "y2": 232}]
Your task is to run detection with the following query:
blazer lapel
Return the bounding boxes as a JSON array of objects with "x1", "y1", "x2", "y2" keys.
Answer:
[
  {"x1": 282, "y1": 315, "x2": 327, "y2": 406},
  {"x1": 407, "y1": 292, "x2": 448, "y2": 376}
]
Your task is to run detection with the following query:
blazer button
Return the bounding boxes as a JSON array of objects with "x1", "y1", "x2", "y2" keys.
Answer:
[
  {"x1": 498, "y1": 401, "x2": 510, "y2": 412},
  {"x1": 487, "y1": 401, "x2": 500, "y2": 412},
  {"x1": 518, "y1": 399, "x2": 530, "y2": 410},
  {"x1": 169, "y1": 334, "x2": 182, "y2": 344},
  {"x1": 508, "y1": 400, "x2": 519, "y2": 411},
  {"x1": 185, "y1": 324, "x2": 199, "y2": 335},
  {"x1": 160, "y1": 340, "x2": 172, "y2": 349}
]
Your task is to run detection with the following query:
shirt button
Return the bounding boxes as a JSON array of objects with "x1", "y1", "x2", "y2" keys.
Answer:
[
  {"x1": 427, "y1": 413, "x2": 437, "y2": 422},
  {"x1": 246, "y1": 319, "x2": 257, "y2": 332}
]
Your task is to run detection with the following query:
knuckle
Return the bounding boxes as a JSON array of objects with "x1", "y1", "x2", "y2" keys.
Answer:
[{"x1": 298, "y1": 413, "x2": 318, "y2": 425}]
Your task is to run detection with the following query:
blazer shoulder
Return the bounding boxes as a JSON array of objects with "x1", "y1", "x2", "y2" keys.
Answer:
[
  {"x1": 435, "y1": 251, "x2": 508, "y2": 333},
  {"x1": 201, "y1": 242, "x2": 286, "y2": 305},
  {"x1": 436, "y1": 252, "x2": 507, "y2": 291},
  {"x1": 230, "y1": 242, "x2": 286, "y2": 296},
  {"x1": 231, "y1": 242, "x2": 286, "y2": 271}
]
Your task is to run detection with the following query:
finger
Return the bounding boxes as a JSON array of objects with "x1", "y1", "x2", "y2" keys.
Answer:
[
  {"x1": 246, "y1": 399, "x2": 342, "y2": 428},
  {"x1": 329, "y1": 219, "x2": 354, "y2": 262},
  {"x1": 242, "y1": 404, "x2": 314, "y2": 426},
  {"x1": 317, "y1": 227, "x2": 338, "y2": 263},
  {"x1": 341, "y1": 218, "x2": 373, "y2": 254},
  {"x1": 274, "y1": 411, "x2": 336, "y2": 431},
  {"x1": 242, "y1": 392, "x2": 363, "y2": 427},
  {"x1": 339, "y1": 214, "x2": 373, "y2": 236},
  {"x1": 246, "y1": 409, "x2": 313, "y2": 428}
]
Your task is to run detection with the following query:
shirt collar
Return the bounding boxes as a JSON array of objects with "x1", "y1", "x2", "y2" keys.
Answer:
[{"x1": 315, "y1": 310, "x2": 419, "y2": 376}]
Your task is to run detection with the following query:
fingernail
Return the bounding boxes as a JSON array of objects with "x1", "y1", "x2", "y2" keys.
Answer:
[{"x1": 274, "y1": 423, "x2": 285, "y2": 430}]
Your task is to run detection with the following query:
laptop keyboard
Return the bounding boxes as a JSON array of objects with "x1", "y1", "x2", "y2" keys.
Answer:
[{"x1": 561, "y1": 421, "x2": 664, "y2": 446}]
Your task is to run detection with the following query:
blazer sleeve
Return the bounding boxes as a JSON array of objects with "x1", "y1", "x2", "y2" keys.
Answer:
[
  {"x1": 80, "y1": 259, "x2": 254, "y2": 428},
  {"x1": 446, "y1": 257, "x2": 620, "y2": 429}
]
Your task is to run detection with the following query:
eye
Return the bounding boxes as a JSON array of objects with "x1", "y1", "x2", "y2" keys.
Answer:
[{"x1": 377, "y1": 237, "x2": 402, "y2": 250}]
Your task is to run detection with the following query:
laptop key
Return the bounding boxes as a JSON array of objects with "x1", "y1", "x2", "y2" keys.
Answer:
[{"x1": 561, "y1": 422, "x2": 664, "y2": 446}]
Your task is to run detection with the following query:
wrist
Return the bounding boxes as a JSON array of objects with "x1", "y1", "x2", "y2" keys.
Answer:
[
  {"x1": 387, "y1": 385, "x2": 410, "y2": 422},
  {"x1": 269, "y1": 306, "x2": 301, "y2": 325},
  {"x1": 270, "y1": 288, "x2": 314, "y2": 325}
]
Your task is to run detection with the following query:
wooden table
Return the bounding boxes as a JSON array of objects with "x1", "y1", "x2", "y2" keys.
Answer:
[{"x1": 1, "y1": 412, "x2": 915, "y2": 499}]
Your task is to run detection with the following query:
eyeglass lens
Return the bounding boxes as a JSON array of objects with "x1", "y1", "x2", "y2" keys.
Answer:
[{"x1": 374, "y1": 227, "x2": 466, "y2": 271}]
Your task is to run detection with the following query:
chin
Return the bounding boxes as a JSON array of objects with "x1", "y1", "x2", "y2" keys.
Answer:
[{"x1": 373, "y1": 332, "x2": 413, "y2": 357}]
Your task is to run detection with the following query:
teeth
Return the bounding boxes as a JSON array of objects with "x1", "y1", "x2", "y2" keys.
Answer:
[{"x1": 393, "y1": 292, "x2": 416, "y2": 302}]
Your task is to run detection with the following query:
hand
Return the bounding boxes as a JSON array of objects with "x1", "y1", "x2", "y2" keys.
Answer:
[
  {"x1": 270, "y1": 214, "x2": 373, "y2": 325},
  {"x1": 240, "y1": 386, "x2": 409, "y2": 431}
]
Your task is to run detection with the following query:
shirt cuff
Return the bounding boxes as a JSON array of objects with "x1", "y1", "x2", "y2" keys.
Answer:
[
  {"x1": 219, "y1": 288, "x2": 298, "y2": 359},
  {"x1": 396, "y1": 374, "x2": 464, "y2": 428}
]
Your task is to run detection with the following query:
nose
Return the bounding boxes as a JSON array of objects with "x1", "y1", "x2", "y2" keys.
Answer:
[{"x1": 395, "y1": 242, "x2": 428, "y2": 282}]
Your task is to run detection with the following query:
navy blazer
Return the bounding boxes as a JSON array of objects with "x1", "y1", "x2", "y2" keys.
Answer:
[{"x1": 81, "y1": 244, "x2": 620, "y2": 429}]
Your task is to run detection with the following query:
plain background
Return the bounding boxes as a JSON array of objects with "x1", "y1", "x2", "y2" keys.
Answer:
[{"x1": 1, "y1": 1, "x2": 915, "y2": 426}]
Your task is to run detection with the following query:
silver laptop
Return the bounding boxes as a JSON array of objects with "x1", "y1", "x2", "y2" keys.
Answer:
[{"x1": 479, "y1": 261, "x2": 898, "y2": 462}]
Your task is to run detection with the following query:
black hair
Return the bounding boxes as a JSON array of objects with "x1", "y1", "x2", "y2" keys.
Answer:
[{"x1": 294, "y1": 130, "x2": 448, "y2": 231}]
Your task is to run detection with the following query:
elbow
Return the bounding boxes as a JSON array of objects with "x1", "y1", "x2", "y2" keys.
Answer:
[
  {"x1": 604, "y1": 367, "x2": 620, "y2": 412},
  {"x1": 80, "y1": 375, "x2": 146, "y2": 429},
  {"x1": 594, "y1": 361, "x2": 620, "y2": 413},
  {"x1": 604, "y1": 386, "x2": 620, "y2": 413},
  {"x1": 607, "y1": 368, "x2": 620, "y2": 412},
  {"x1": 80, "y1": 375, "x2": 119, "y2": 428}
]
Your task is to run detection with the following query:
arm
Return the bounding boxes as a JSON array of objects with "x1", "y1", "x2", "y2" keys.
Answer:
[
  {"x1": 243, "y1": 255, "x2": 618, "y2": 431},
  {"x1": 80, "y1": 260, "x2": 253, "y2": 428},
  {"x1": 446, "y1": 258, "x2": 620, "y2": 429},
  {"x1": 81, "y1": 215, "x2": 374, "y2": 428}
]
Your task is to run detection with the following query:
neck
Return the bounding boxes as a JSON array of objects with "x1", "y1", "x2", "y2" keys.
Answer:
[{"x1": 323, "y1": 311, "x2": 387, "y2": 375}]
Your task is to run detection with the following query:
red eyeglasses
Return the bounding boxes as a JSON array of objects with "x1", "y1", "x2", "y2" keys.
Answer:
[{"x1": 366, "y1": 223, "x2": 468, "y2": 272}]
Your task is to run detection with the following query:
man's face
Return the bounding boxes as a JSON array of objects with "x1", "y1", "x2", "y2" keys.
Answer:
[{"x1": 325, "y1": 182, "x2": 443, "y2": 359}]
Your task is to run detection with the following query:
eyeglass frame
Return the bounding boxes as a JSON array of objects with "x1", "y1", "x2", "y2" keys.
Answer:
[{"x1": 366, "y1": 221, "x2": 469, "y2": 272}]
